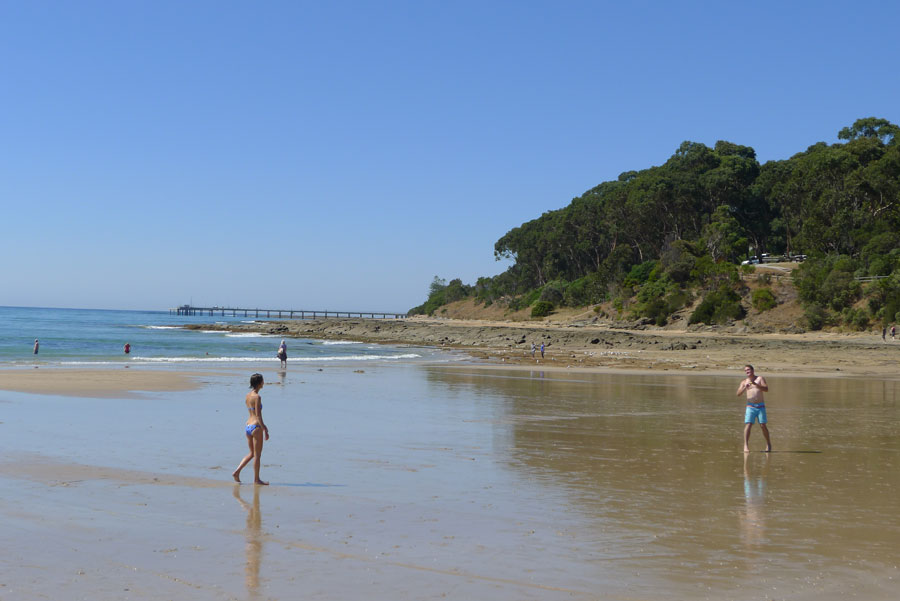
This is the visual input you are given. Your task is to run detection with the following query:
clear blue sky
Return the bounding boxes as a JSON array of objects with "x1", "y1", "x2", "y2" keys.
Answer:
[{"x1": 2, "y1": 1, "x2": 898, "y2": 312}]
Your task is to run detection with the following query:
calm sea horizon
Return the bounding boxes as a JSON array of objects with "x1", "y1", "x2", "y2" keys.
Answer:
[{"x1": 0, "y1": 305, "x2": 443, "y2": 367}]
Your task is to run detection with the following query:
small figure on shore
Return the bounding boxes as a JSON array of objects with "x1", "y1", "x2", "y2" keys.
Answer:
[
  {"x1": 233, "y1": 373, "x2": 270, "y2": 485},
  {"x1": 737, "y1": 364, "x2": 771, "y2": 453},
  {"x1": 33, "y1": 339, "x2": 39, "y2": 355},
  {"x1": 277, "y1": 340, "x2": 287, "y2": 369},
  {"x1": 124, "y1": 343, "x2": 131, "y2": 354},
  {"x1": 540, "y1": 342, "x2": 545, "y2": 359},
  {"x1": 531, "y1": 342, "x2": 536, "y2": 358},
  {"x1": 882, "y1": 327, "x2": 887, "y2": 342},
  {"x1": 892, "y1": 325, "x2": 896, "y2": 341}
]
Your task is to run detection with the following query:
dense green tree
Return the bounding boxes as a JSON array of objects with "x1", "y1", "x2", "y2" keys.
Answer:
[{"x1": 412, "y1": 118, "x2": 900, "y2": 330}]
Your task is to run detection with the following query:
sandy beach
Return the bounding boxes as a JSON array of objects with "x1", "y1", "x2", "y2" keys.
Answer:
[
  {"x1": 0, "y1": 368, "x2": 206, "y2": 397},
  {"x1": 187, "y1": 316, "x2": 900, "y2": 378},
  {"x1": 1, "y1": 322, "x2": 899, "y2": 600}
]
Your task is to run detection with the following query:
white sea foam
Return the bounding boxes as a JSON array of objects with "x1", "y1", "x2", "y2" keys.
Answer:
[
  {"x1": 142, "y1": 325, "x2": 183, "y2": 330},
  {"x1": 120, "y1": 353, "x2": 422, "y2": 363},
  {"x1": 294, "y1": 353, "x2": 422, "y2": 362},
  {"x1": 224, "y1": 332, "x2": 277, "y2": 338},
  {"x1": 59, "y1": 361, "x2": 124, "y2": 366},
  {"x1": 321, "y1": 340, "x2": 363, "y2": 345},
  {"x1": 129, "y1": 356, "x2": 272, "y2": 362}
]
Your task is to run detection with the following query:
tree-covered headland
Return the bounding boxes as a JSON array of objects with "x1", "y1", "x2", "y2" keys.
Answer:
[{"x1": 411, "y1": 118, "x2": 900, "y2": 331}]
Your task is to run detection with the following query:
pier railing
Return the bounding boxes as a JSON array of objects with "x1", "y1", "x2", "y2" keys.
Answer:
[{"x1": 169, "y1": 305, "x2": 408, "y2": 319}]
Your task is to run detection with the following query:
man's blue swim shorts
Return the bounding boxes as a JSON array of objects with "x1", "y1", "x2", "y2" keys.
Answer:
[{"x1": 745, "y1": 403, "x2": 767, "y2": 424}]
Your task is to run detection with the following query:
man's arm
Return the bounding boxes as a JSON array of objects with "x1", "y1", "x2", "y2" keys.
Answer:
[
  {"x1": 755, "y1": 376, "x2": 768, "y2": 392},
  {"x1": 737, "y1": 379, "x2": 748, "y2": 396}
]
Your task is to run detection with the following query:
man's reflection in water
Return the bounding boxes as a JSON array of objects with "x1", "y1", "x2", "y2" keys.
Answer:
[
  {"x1": 740, "y1": 453, "x2": 769, "y2": 548},
  {"x1": 233, "y1": 485, "x2": 263, "y2": 598}
]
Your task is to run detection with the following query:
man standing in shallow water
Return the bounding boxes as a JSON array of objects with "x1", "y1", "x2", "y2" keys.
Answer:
[{"x1": 737, "y1": 364, "x2": 771, "y2": 453}]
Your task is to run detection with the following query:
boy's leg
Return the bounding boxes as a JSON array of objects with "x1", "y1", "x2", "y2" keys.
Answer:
[{"x1": 743, "y1": 423, "x2": 753, "y2": 453}]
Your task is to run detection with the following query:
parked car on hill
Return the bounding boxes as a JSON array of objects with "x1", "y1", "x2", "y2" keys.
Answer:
[{"x1": 741, "y1": 254, "x2": 769, "y2": 265}]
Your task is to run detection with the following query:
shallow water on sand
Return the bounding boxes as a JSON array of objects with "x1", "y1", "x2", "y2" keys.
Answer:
[{"x1": 1, "y1": 365, "x2": 898, "y2": 600}]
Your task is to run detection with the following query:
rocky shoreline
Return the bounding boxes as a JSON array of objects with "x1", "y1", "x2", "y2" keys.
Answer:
[{"x1": 185, "y1": 317, "x2": 899, "y2": 377}]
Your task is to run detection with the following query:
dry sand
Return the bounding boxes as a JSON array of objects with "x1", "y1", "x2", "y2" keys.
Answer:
[{"x1": 186, "y1": 316, "x2": 900, "y2": 379}]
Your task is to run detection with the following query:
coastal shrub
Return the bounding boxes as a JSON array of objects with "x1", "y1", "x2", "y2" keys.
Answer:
[
  {"x1": 861, "y1": 233, "x2": 900, "y2": 274},
  {"x1": 883, "y1": 299, "x2": 900, "y2": 327},
  {"x1": 443, "y1": 278, "x2": 471, "y2": 303},
  {"x1": 539, "y1": 280, "x2": 566, "y2": 305},
  {"x1": 623, "y1": 260, "x2": 658, "y2": 289},
  {"x1": 642, "y1": 298, "x2": 669, "y2": 326},
  {"x1": 689, "y1": 286, "x2": 745, "y2": 325},
  {"x1": 666, "y1": 290, "x2": 691, "y2": 313},
  {"x1": 531, "y1": 301, "x2": 555, "y2": 318},
  {"x1": 692, "y1": 257, "x2": 740, "y2": 290},
  {"x1": 564, "y1": 273, "x2": 607, "y2": 306},
  {"x1": 633, "y1": 276, "x2": 690, "y2": 325},
  {"x1": 509, "y1": 288, "x2": 542, "y2": 312},
  {"x1": 804, "y1": 303, "x2": 828, "y2": 330},
  {"x1": 409, "y1": 275, "x2": 470, "y2": 315},
  {"x1": 751, "y1": 288, "x2": 777, "y2": 312},
  {"x1": 409, "y1": 289, "x2": 445, "y2": 316},
  {"x1": 842, "y1": 307, "x2": 870, "y2": 331},
  {"x1": 660, "y1": 239, "x2": 701, "y2": 283},
  {"x1": 794, "y1": 255, "x2": 861, "y2": 311},
  {"x1": 821, "y1": 271, "x2": 861, "y2": 311}
]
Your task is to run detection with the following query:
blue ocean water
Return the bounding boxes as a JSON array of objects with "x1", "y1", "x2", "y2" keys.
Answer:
[{"x1": 0, "y1": 306, "x2": 429, "y2": 366}]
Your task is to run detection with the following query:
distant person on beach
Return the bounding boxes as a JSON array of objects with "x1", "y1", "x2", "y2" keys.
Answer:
[
  {"x1": 531, "y1": 342, "x2": 536, "y2": 358},
  {"x1": 233, "y1": 373, "x2": 270, "y2": 485},
  {"x1": 33, "y1": 339, "x2": 39, "y2": 355},
  {"x1": 892, "y1": 325, "x2": 896, "y2": 341},
  {"x1": 882, "y1": 327, "x2": 887, "y2": 342},
  {"x1": 737, "y1": 365, "x2": 771, "y2": 453},
  {"x1": 277, "y1": 340, "x2": 287, "y2": 369},
  {"x1": 540, "y1": 342, "x2": 545, "y2": 358},
  {"x1": 124, "y1": 343, "x2": 131, "y2": 354}
]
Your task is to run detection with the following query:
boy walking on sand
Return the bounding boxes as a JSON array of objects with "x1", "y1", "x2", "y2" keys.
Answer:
[{"x1": 737, "y1": 365, "x2": 771, "y2": 453}]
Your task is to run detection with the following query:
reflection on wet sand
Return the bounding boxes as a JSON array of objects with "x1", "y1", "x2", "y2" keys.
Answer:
[
  {"x1": 426, "y1": 367, "x2": 900, "y2": 597},
  {"x1": 233, "y1": 485, "x2": 263, "y2": 598},
  {"x1": 740, "y1": 452, "x2": 768, "y2": 549}
]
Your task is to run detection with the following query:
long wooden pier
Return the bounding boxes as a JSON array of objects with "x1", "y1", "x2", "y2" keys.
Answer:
[{"x1": 169, "y1": 305, "x2": 408, "y2": 319}]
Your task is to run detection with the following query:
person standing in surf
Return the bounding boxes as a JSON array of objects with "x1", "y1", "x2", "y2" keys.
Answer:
[
  {"x1": 277, "y1": 340, "x2": 287, "y2": 369},
  {"x1": 737, "y1": 364, "x2": 771, "y2": 453},
  {"x1": 233, "y1": 373, "x2": 270, "y2": 485}
]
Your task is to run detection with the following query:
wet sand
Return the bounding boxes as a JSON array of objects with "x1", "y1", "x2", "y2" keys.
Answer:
[
  {"x1": 0, "y1": 368, "x2": 205, "y2": 397},
  {"x1": 0, "y1": 364, "x2": 898, "y2": 599}
]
